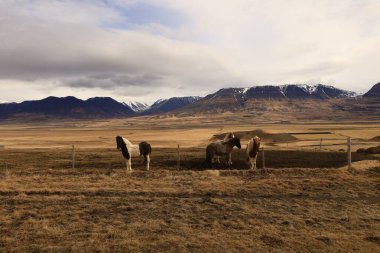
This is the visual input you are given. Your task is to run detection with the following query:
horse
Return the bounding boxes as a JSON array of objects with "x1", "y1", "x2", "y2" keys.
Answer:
[
  {"x1": 139, "y1": 141, "x2": 152, "y2": 169},
  {"x1": 246, "y1": 136, "x2": 261, "y2": 170},
  {"x1": 116, "y1": 136, "x2": 152, "y2": 172},
  {"x1": 206, "y1": 136, "x2": 241, "y2": 167},
  {"x1": 215, "y1": 132, "x2": 235, "y2": 163}
]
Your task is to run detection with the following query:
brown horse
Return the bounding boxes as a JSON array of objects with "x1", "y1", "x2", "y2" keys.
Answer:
[
  {"x1": 246, "y1": 136, "x2": 261, "y2": 170},
  {"x1": 206, "y1": 137, "x2": 241, "y2": 167}
]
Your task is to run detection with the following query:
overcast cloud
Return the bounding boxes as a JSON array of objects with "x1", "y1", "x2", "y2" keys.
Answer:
[{"x1": 0, "y1": 0, "x2": 379, "y2": 103}]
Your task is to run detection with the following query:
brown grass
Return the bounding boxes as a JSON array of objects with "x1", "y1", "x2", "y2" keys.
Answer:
[
  {"x1": 0, "y1": 148, "x2": 379, "y2": 252},
  {"x1": 1, "y1": 117, "x2": 380, "y2": 150},
  {"x1": 0, "y1": 118, "x2": 379, "y2": 252}
]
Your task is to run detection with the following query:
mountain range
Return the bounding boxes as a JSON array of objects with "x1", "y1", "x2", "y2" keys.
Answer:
[{"x1": 0, "y1": 83, "x2": 379, "y2": 120}]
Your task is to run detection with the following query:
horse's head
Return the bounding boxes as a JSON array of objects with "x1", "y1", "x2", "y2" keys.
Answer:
[
  {"x1": 230, "y1": 137, "x2": 241, "y2": 149},
  {"x1": 116, "y1": 136, "x2": 124, "y2": 150},
  {"x1": 116, "y1": 136, "x2": 130, "y2": 159},
  {"x1": 253, "y1": 136, "x2": 261, "y2": 146}
]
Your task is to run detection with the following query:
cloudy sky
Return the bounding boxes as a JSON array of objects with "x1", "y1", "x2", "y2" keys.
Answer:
[{"x1": 0, "y1": 0, "x2": 379, "y2": 103}]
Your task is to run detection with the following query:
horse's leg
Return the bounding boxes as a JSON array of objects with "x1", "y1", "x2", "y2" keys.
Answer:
[
  {"x1": 146, "y1": 154, "x2": 150, "y2": 171},
  {"x1": 124, "y1": 158, "x2": 128, "y2": 172},
  {"x1": 206, "y1": 146, "x2": 214, "y2": 168},
  {"x1": 142, "y1": 154, "x2": 147, "y2": 164},
  {"x1": 226, "y1": 153, "x2": 232, "y2": 167},
  {"x1": 125, "y1": 158, "x2": 129, "y2": 172},
  {"x1": 127, "y1": 158, "x2": 132, "y2": 173},
  {"x1": 249, "y1": 157, "x2": 254, "y2": 170},
  {"x1": 253, "y1": 156, "x2": 257, "y2": 170},
  {"x1": 208, "y1": 152, "x2": 213, "y2": 168},
  {"x1": 217, "y1": 156, "x2": 220, "y2": 163}
]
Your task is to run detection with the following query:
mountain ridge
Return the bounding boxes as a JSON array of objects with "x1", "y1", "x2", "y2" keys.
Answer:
[{"x1": 0, "y1": 83, "x2": 378, "y2": 120}]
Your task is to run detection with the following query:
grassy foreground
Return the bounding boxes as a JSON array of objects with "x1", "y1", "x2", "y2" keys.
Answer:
[{"x1": 0, "y1": 148, "x2": 379, "y2": 252}]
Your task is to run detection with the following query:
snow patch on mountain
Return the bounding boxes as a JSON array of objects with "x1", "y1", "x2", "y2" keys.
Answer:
[{"x1": 123, "y1": 101, "x2": 150, "y2": 112}]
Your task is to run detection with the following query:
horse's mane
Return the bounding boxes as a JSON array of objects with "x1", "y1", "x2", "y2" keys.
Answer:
[
  {"x1": 122, "y1": 137, "x2": 133, "y2": 146},
  {"x1": 116, "y1": 136, "x2": 130, "y2": 159}
]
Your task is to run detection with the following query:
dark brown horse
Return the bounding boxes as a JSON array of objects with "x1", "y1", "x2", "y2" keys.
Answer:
[{"x1": 139, "y1": 141, "x2": 152, "y2": 170}]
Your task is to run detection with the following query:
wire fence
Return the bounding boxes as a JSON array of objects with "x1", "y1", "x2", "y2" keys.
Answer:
[
  {"x1": 0, "y1": 137, "x2": 378, "y2": 173},
  {"x1": 67, "y1": 137, "x2": 366, "y2": 172}
]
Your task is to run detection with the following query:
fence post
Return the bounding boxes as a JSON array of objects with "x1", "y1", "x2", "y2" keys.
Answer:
[
  {"x1": 262, "y1": 147, "x2": 265, "y2": 169},
  {"x1": 177, "y1": 144, "x2": 180, "y2": 170},
  {"x1": 320, "y1": 138, "x2": 322, "y2": 151},
  {"x1": 72, "y1": 145, "x2": 76, "y2": 169},
  {"x1": 347, "y1": 137, "x2": 352, "y2": 172}
]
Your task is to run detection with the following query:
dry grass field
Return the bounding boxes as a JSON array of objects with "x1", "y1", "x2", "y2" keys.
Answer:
[
  {"x1": 1, "y1": 115, "x2": 380, "y2": 150},
  {"x1": 0, "y1": 116, "x2": 379, "y2": 252}
]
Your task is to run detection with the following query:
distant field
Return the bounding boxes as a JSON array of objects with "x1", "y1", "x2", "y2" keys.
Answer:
[{"x1": 0, "y1": 116, "x2": 379, "y2": 150}]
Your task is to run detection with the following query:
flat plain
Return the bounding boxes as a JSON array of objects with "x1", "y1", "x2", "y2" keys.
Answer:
[{"x1": 0, "y1": 116, "x2": 379, "y2": 252}]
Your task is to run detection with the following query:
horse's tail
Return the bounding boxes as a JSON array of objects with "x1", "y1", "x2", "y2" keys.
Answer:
[{"x1": 205, "y1": 145, "x2": 213, "y2": 166}]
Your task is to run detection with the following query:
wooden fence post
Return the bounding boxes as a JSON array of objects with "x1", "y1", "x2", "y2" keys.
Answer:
[
  {"x1": 177, "y1": 144, "x2": 180, "y2": 170},
  {"x1": 262, "y1": 147, "x2": 265, "y2": 169},
  {"x1": 72, "y1": 145, "x2": 76, "y2": 169},
  {"x1": 347, "y1": 137, "x2": 352, "y2": 172}
]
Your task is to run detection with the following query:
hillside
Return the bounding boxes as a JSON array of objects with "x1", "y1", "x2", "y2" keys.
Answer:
[
  {"x1": 364, "y1": 82, "x2": 380, "y2": 97},
  {"x1": 0, "y1": 83, "x2": 379, "y2": 120},
  {"x1": 0, "y1": 96, "x2": 135, "y2": 119},
  {"x1": 143, "y1": 96, "x2": 201, "y2": 115}
]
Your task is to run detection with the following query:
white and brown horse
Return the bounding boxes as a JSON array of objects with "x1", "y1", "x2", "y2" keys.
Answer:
[
  {"x1": 246, "y1": 136, "x2": 261, "y2": 170},
  {"x1": 116, "y1": 136, "x2": 152, "y2": 172},
  {"x1": 206, "y1": 136, "x2": 241, "y2": 167}
]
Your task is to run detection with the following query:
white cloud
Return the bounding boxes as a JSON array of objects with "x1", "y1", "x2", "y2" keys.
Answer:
[{"x1": 0, "y1": 0, "x2": 379, "y2": 102}]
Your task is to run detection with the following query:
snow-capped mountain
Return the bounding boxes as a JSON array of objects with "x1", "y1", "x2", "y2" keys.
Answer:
[
  {"x1": 227, "y1": 84, "x2": 354, "y2": 99},
  {"x1": 0, "y1": 83, "x2": 378, "y2": 120},
  {"x1": 123, "y1": 101, "x2": 150, "y2": 113},
  {"x1": 144, "y1": 96, "x2": 201, "y2": 114},
  {"x1": 176, "y1": 84, "x2": 359, "y2": 113},
  {"x1": 204, "y1": 84, "x2": 355, "y2": 102}
]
